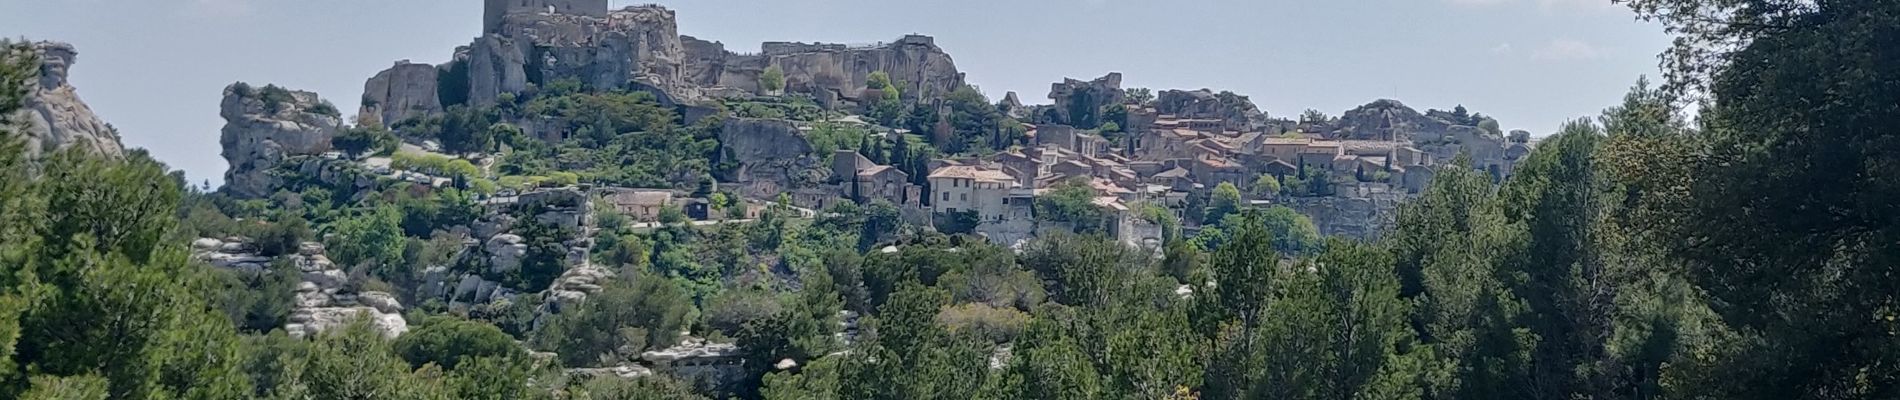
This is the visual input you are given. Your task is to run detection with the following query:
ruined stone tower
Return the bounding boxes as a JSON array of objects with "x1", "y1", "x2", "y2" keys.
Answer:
[{"x1": 483, "y1": 0, "x2": 609, "y2": 33}]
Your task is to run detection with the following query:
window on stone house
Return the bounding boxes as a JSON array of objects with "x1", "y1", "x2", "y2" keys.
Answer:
[
  {"x1": 943, "y1": 192, "x2": 950, "y2": 201},
  {"x1": 960, "y1": 193, "x2": 967, "y2": 202}
]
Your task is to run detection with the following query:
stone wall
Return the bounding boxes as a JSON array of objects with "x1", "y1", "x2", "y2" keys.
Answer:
[{"x1": 1284, "y1": 183, "x2": 1406, "y2": 240}]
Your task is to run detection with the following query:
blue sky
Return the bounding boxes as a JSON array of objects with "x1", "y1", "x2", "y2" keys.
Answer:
[{"x1": 0, "y1": 0, "x2": 1671, "y2": 186}]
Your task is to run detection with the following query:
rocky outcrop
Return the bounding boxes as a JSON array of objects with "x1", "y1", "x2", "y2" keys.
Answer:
[
  {"x1": 999, "y1": 91, "x2": 1027, "y2": 119},
  {"x1": 718, "y1": 118, "x2": 822, "y2": 198},
  {"x1": 190, "y1": 239, "x2": 408, "y2": 339},
  {"x1": 1155, "y1": 89, "x2": 1269, "y2": 131},
  {"x1": 1048, "y1": 73, "x2": 1124, "y2": 126},
  {"x1": 1329, "y1": 99, "x2": 1452, "y2": 142},
  {"x1": 15, "y1": 41, "x2": 123, "y2": 158},
  {"x1": 360, "y1": 61, "x2": 441, "y2": 126},
  {"x1": 378, "y1": 4, "x2": 965, "y2": 121},
  {"x1": 1331, "y1": 99, "x2": 1512, "y2": 174},
  {"x1": 684, "y1": 35, "x2": 966, "y2": 106},
  {"x1": 465, "y1": 5, "x2": 696, "y2": 107},
  {"x1": 219, "y1": 83, "x2": 342, "y2": 198}
]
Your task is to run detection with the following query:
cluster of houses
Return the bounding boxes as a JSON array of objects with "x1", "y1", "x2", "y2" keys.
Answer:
[{"x1": 906, "y1": 108, "x2": 1477, "y2": 249}]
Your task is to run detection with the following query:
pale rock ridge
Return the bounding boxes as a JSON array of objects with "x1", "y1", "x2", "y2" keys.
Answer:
[
  {"x1": 189, "y1": 239, "x2": 409, "y2": 339},
  {"x1": 16, "y1": 41, "x2": 124, "y2": 158}
]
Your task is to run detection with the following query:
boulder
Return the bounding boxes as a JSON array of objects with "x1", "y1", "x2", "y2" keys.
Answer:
[
  {"x1": 298, "y1": 242, "x2": 327, "y2": 256},
  {"x1": 303, "y1": 269, "x2": 349, "y2": 290},
  {"x1": 358, "y1": 291, "x2": 405, "y2": 314},
  {"x1": 218, "y1": 83, "x2": 343, "y2": 198},
  {"x1": 14, "y1": 41, "x2": 124, "y2": 158},
  {"x1": 359, "y1": 61, "x2": 441, "y2": 127},
  {"x1": 286, "y1": 306, "x2": 408, "y2": 339},
  {"x1": 486, "y1": 234, "x2": 527, "y2": 274},
  {"x1": 191, "y1": 237, "x2": 224, "y2": 251}
]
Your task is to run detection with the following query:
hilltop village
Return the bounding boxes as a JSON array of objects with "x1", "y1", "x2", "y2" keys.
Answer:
[
  {"x1": 8, "y1": 0, "x2": 1541, "y2": 396},
  {"x1": 338, "y1": 1, "x2": 1534, "y2": 247},
  {"x1": 195, "y1": 1, "x2": 1537, "y2": 384}
]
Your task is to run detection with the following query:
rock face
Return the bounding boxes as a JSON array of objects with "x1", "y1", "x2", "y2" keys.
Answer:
[
  {"x1": 1048, "y1": 73, "x2": 1124, "y2": 126},
  {"x1": 360, "y1": 61, "x2": 441, "y2": 126},
  {"x1": 718, "y1": 118, "x2": 821, "y2": 198},
  {"x1": 1155, "y1": 89, "x2": 1269, "y2": 131},
  {"x1": 370, "y1": 4, "x2": 966, "y2": 122},
  {"x1": 999, "y1": 91, "x2": 1027, "y2": 119},
  {"x1": 219, "y1": 83, "x2": 342, "y2": 198},
  {"x1": 466, "y1": 5, "x2": 695, "y2": 107},
  {"x1": 189, "y1": 239, "x2": 408, "y2": 339},
  {"x1": 1329, "y1": 99, "x2": 1451, "y2": 142},
  {"x1": 1330, "y1": 99, "x2": 1514, "y2": 175},
  {"x1": 15, "y1": 41, "x2": 123, "y2": 158}
]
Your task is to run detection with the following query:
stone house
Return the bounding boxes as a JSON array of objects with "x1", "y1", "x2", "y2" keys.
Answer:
[
  {"x1": 851, "y1": 165, "x2": 913, "y2": 205},
  {"x1": 1191, "y1": 156, "x2": 1250, "y2": 189},
  {"x1": 928, "y1": 165, "x2": 1018, "y2": 222},
  {"x1": 605, "y1": 190, "x2": 674, "y2": 222}
]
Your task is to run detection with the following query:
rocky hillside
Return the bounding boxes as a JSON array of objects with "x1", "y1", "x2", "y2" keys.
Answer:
[{"x1": 13, "y1": 41, "x2": 123, "y2": 158}]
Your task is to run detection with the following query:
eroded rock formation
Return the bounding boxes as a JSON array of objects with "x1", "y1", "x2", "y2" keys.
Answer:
[
  {"x1": 685, "y1": 35, "x2": 966, "y2": 105},
  {"x1": 219, "y1": 83, "x2": 342, "y2": 198},
  {"x1": 718, "y1": 118, "x2": 822, "y2": 199},
  {"x1": 15, "y1": 41, "x2": 123, "y2": 158},
  {"x1": 1330, "y1": 99, "x2": 1513, "y2": 174},
  {"x1": 360, "y1": 61, "x2": 441, "y2": 126},
  {"x1": 369, "y1": 4, "x2": 967, "y2": 118},
  {"x1": 190, "y1": 239, "x2": 409, "y2": 339},
  {"x1": 1048, "y1": 73, "x2": 1124, "y2": 126}
]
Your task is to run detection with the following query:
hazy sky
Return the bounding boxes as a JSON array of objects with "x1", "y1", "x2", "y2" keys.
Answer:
[{"x1": 1, "y1": 0, "x2": 1672, "y2": 186}]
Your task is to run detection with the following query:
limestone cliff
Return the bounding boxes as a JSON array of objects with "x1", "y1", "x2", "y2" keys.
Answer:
[
  {"x1": 368, "y1": 4, "x2": 967, "y2": 117},
  {"x1": 15, "y1": 41, "x2": 124, "y2": 158},
  {"x1": 360, "y1": 61, "x2": 441, "y2": 126},
  {"x1": 219, "y1": 83, "x2": 342, "y2": 198},
  {"x1": 467, "y1": 5, "x2": 695, "y2": 107},
  {"x1": 717, "y1": 118, "x2": 823, "y2": 199}
]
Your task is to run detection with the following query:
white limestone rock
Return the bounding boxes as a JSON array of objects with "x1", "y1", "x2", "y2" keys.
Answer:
[{"x1": 15, "y1": 41, "x2": 124, "y2": 158}]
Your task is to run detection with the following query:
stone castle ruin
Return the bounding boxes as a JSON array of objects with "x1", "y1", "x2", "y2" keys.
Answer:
[{"x1": 361, "y1": 1, "x2": 967, "y2": 129}]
